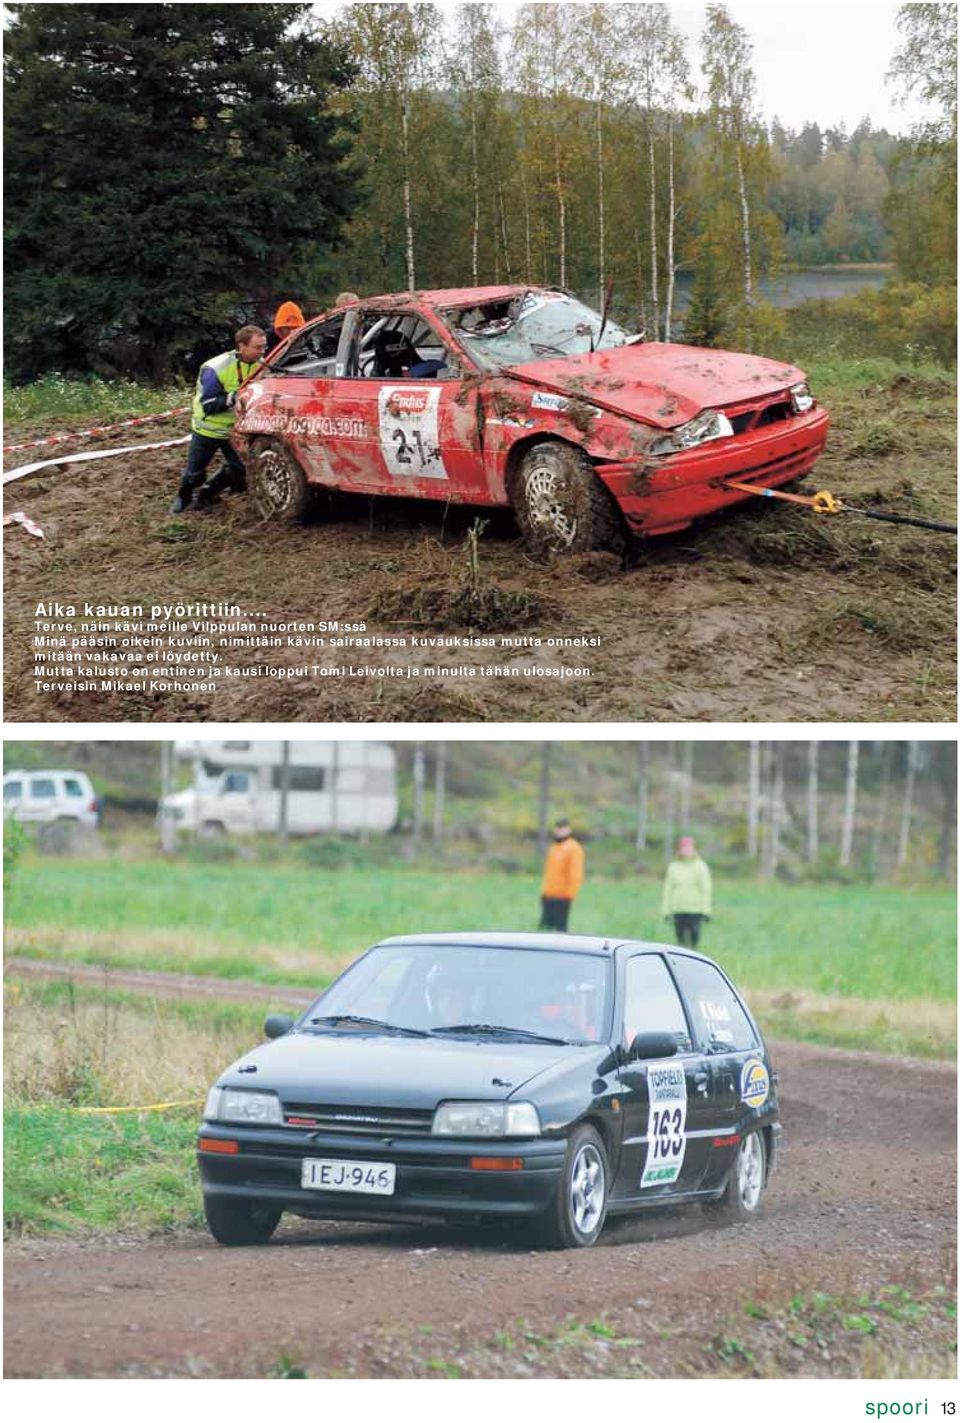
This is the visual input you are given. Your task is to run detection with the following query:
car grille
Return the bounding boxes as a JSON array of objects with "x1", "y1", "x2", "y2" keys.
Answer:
[
  {"x1": 724, "y1": 394, "x2": 795, "y2": 435},
  {"x1": 281, "y1": 1102, "x2": 435, "y2": 1134}
]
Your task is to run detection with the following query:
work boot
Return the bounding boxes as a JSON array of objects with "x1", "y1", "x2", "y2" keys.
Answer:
[{"x1": 170, "y1": 474, "x2": 202, "y2": 514}]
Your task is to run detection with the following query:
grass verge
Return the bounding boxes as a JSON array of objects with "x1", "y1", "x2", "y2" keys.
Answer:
[{"x1": 6, "y1": 861, "x2": 955, "y2": 1004}]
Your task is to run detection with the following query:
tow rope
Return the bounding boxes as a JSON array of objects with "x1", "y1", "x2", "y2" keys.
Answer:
[
  {"x1": 2, "y1": 404, "x2": 189, "y2": 454},
  {"x1": 723, "y1": 478, "x2": 957, "y2": 535}
]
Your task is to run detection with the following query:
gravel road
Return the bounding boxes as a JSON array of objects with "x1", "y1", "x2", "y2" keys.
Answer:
[{"x1": 4, "y1": 1039, "x2": 955, "y2": 1378}]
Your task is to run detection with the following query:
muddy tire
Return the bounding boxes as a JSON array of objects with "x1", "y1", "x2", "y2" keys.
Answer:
[
  {"x1": 203, "y1": 1195, "x2": 281, "y2": 1246},
  {"x1": 704, "y1": 1130, "x2": 767, "y2": 1223},
  {"x1": 535, "y1": 1123, "x2": 609, "y2": 1250},
  {"x1": 510, "y1": 441, "x2": 624, "y2": 554},
  {"x1": 248, "y1": 438, "x2": 314, "y2": 523}
]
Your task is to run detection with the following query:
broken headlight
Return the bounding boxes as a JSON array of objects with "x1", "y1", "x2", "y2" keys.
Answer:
[
  {"x1": 648, "y1": 409, "x2": 734, "y2": 457},
  {"x1": 789, "y1": 381, "x2": 814, "y2": 413}
]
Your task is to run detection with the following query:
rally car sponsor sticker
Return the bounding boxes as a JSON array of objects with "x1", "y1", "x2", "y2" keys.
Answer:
[
  {"x1": 740, "y1": 1057, "x2": 770, "y2": 1108},
  {"x1": 641, "y1": 1063, "x2": 688, "y2": 1189},
  {"x1": 531, "y1": 391, "x2": 569, "y2": 412},
  {"x1": 378, "y1": 386, "x2": 448, "y2": 479}
]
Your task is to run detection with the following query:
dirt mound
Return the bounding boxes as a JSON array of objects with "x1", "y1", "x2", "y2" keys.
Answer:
[{"x1": 367, "y1": 525, "x2": 558, "y2": 633}]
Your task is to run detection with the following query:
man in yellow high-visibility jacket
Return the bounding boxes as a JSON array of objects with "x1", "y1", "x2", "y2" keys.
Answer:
[
  {"x1": 171, "y1": 324, "x2": 268, "y2": 513},
  {"x1": 540, "y1": 818, "x2": 585, "y2": 933}
]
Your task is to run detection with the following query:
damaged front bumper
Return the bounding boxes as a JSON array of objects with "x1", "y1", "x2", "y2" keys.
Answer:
[{"x1": 597, "y1": 406, "x2": 831, "y2": 537}]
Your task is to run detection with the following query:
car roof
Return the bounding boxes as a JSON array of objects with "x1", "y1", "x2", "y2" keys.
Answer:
[
  {"x1": 3, "y1": 768, "x2": 87, "y2": 777},
  {"x1": 374, "y1": 931, "x2": 718, "y2": 966},
  {"x1": 360, "y1": 285, "x2": 532, "y2": 312}
]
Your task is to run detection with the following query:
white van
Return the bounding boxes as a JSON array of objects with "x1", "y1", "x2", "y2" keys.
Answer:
[
  {"x1": 3, "y1": 769, "x2": 100, "y2": 827},
  {"x1": 158, "y1": 741, "x2": 398, "y2": 837}
]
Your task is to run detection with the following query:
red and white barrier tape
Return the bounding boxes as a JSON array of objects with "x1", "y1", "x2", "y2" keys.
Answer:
[
  {"x1": 3, "y1": 435, "x2": 190, "y2": 485},
  {"x1": 4, "y1": 511, "x2": 44, "y2": 539},
  {"x1": 3, "y1": 405, "x2": 189, "y2": 454}
]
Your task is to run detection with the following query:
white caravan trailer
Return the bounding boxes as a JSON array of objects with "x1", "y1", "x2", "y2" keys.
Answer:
[{"x1": 158, "y1": 741, "x2": 398, "y2": 837}]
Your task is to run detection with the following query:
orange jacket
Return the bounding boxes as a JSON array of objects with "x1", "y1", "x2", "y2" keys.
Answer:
[{"x1": 541, "y1": 836, "x2": 584, "y2": 901}]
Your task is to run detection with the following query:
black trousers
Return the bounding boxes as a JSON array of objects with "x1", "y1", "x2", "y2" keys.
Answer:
[
  {"x1": 180, "y1": 433, "x2": 246, "y2": 495},
  {"x1": 540, "y1": 896, "x2": 572, "y2": 932},
  {"x1": 673, "y1": 913, "x2": 705, "y2": 948}
]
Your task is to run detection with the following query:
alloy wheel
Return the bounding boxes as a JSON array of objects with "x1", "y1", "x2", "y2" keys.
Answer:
[
  {"x1": 524, "y1": 465, "x2": 578, "y2": 547},
  {"x1": 569, "y1": 1141, "x2": 605, "y2": 1235},
  {"x1": 736, "y1": 1132, "x2": 764, "y2": 1211}
]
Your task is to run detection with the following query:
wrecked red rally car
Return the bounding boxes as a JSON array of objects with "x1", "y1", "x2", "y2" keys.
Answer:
[{"x1": 233, "y1": 285, "x2": 829, "y2": 552}]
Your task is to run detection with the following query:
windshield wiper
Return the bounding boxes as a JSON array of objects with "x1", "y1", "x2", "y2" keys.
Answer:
[
  {"x1": 429, "y1": 1022, "x2": 569, "y2": 1045},
  {"x1": 308, "y1": 1014, "x2": 428, "y2": 1038}
]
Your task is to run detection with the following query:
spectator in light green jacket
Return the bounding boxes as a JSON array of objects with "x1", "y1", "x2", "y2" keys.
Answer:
[{"x1": 660, "y1": 836, "x2": 713, "y2": 948}]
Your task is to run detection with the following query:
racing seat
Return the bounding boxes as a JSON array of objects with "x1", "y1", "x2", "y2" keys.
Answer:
[{"x1": 373, "y1": 328, "x2": 421, "y2": 378}]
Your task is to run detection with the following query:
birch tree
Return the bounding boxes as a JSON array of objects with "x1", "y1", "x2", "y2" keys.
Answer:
[
  {"x1": 840, "y1": 740, "x2": 859, "y2": 868},
  {"x1": 747, "y1": 740, "x2": 760, "y2": 859},
  {"x1": 432, "y1": 742, "x2": 446, "y2": 846},
  {"x1": 515, "y1": 4, "x2": 577, "y2": 287},
  {"x1": 701, "y1": 5, "x2": 757, "y2": 318},
  {"x1": 806, "y1": 740, "x2": 819, "y2": 864},
  {"x1": 762, "y1": 742, "x2": 784, "y2": 879},
  {"x1": 572, "y1": 4, "x2": 631, "y2": 305},
  {"x1": 635, "y1": 741, "x2": 649, "y2": 853},
  {"x1": 336, "y1": 3, "x2": 442, "y2": 290},
  {"x1": 450, "y1": 4, "x2": 503, "y2": 285},
  {"x1": 412, "y1": 741, "x2": 426, "y2": 850},
  {"x1": 627, "y1": 4, "x2": 673, "y2": 337},
  {"x1": 897, "y1": 741, "x2": 918, "y2": 869},
  {"x1": 679, "y1": 741, "x2": 694, "y2": 828},
  {"x1": 538, "y1": 742, "x2": 552, "y2": 856},
  {"x1": 662, "y1": 22, "x2": 693, "y2": 339}
]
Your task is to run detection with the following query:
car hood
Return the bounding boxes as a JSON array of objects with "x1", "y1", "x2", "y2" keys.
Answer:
[
  {"x1": 218, "y1": 1031, "x2": 603, "y2": 1110},
  {"x1": 506, "y1": 341, "x2": 805, "y2": 429}
]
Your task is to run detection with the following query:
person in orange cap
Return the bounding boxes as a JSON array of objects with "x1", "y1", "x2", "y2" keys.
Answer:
[
  {"x1": 270, "y1": 301, "x2": 306, "y2": 348},
  {"x1": 539, "y1": 818, "x2": 585, "y2": 932}
]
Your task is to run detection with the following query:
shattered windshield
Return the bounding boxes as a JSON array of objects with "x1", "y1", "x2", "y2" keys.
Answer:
[{"x1": 449, "y1": 290, "x2": 636, "y2": 370}]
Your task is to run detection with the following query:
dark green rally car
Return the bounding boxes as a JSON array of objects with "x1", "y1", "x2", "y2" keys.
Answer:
[{"x1": 198, "y1": 932, "x2": 782, "y2": 1249}]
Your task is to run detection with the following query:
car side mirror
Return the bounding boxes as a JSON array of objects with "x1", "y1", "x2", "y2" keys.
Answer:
[
  {"x1": 628, "y1": 1031, "x2": 678, "y2": 1061},
  {"x1": 264, "y1": 1013, "x2": 294, "y2": 1040}
]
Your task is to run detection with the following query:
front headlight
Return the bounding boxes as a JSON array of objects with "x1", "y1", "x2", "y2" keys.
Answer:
[
  {"x1": 432, "y1": 1101, "x2": 541, "y2": 1137},
  {"x1": 212, "y1": 1088, "x2": 283, "y2": 1125},
  {"x1": 790, "y1": 381, "x2": 814, "y2": 413},
  {"x1": 648, "y1": 409, "x2": 733, "y2": 457}
]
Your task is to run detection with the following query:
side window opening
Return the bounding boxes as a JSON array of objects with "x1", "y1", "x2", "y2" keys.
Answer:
[
  {"x1": 623, "y1": 954, "x2": 693, "y2": 1054},
  {"x1": 29, "y1": 778, "x2": 56, "y2": 799},
  {"x1": 270, "y1": 314, "x2": 346, "y2": 377},
  {"x1": 63, "y1": 778, "x2": 84, "y2": 797},
  {"x1": 4, "y1": 780, "x2": 23, "y2": 801},
  {"x1": 668, "y1": 955, "x2": 759, "y2": 1054}
]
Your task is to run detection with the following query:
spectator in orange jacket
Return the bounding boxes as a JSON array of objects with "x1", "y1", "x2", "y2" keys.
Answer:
[
  {"x1": 539, "y1": 818, "x2": 585, "y2": 933},
  {"x1": 270, "y1": 300, "x2": 306, "y2": 350}
]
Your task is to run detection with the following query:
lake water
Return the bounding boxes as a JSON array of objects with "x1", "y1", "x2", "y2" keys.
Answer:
[{"x1": 670, "y1": 265, "x2": 890, "y2": 313}]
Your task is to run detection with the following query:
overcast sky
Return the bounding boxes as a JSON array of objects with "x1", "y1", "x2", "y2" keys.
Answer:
[{"x1": 316, "y1": 1, "x2": 938, "y2": 134}]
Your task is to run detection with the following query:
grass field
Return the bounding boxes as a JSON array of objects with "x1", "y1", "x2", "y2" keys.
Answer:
[
  {"x1": 4, "y1": 980, "x2": 265, "y2": 1236},
  {"x1": 6, "y1": 857, "x2": 954, "y2": 1003}
]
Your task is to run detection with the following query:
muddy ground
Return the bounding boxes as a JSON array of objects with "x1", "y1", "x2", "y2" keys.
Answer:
[
  {"x1": 4, "y1": 1034, "x2": 956, "y2": 1379},
  {"x1": 4, "y1": 372, "x2": 956, "y2": 722}
]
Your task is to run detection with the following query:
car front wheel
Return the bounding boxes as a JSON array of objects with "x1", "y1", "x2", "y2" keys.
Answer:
[
  {"x1": 510, "y1": 441, "x2": 624, "y2": 555},
  {"x1": 248, "y1": 438, "x2": 314, "y2": 523},
  {"x1": 537, "y1": 1123, "x2": 609, "y2": 1249},
  {"x1": 203, "y1": 1194, "x2": 282, "y2": 1246},
  {"x1": 705, "y1": 1129, "x2": 767, "y2": 1222}
]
